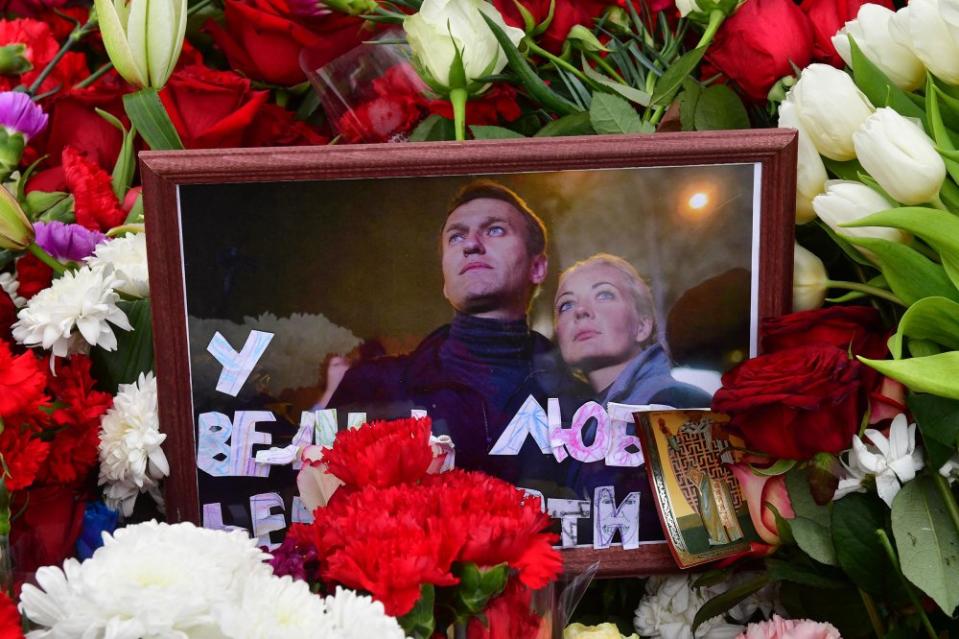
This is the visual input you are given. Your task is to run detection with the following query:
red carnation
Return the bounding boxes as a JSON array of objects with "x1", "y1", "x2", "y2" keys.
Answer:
[
  {"x1": 0, "y1": 590, "x2": 23, "y2": 639},
  {"x1": 0, "y1": 340, "x2": 47, "y2": 420},
  {"x1": 323, "y1": 417, "x2": 433, "y2": 489},
  {"x1": 467, "y1": 579, "x2": 543, "y2": 639},
  {"x1": 38, "y1": 355, "x2": 112, "y2": 484},
  {"x1": 0, "y1": 427, "x2": 49, "y2": 491},
  {"x1": 62, "y1": 146, "x2": 126, "y2": 232}
]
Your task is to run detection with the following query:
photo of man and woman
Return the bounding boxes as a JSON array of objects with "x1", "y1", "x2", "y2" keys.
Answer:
[{"x1": 180, "y1": 162, "x2": 758, "y2": 548}]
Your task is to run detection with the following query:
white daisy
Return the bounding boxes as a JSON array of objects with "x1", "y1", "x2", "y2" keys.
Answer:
[
  {"x1": 98, "y1": 372, "x2": 168, "y2": 517},
  {"x1": 11, "y1": 264, "x2": 131, "y2": 359},
  {"x1": 86, "y1": 233, "x2": 149, "y2": 298},
  {"x1": 834, "y1": 413, "x2": 924, "y2": 507},
  {"x1": 324, "y1": 586, "x2": 409, "y2": 639}
]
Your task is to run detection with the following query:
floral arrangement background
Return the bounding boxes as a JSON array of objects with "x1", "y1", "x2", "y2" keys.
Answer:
[{"x1": 0, "y1": 0, "x2": 958, "y2": 635}]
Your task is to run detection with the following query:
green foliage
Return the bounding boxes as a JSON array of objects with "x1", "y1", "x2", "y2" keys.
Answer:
[
  {"x1": 861, "y1": 352, "x2": 959, "y2": 400},
  {"x1": 693, "y1": 84, "x2": 749, "y2": 130},
  {"x1": 786, "y1": 467, "x2": 838, "y2": 566},
  {"x1": 90, "y1": 299, "x2": 154, "y2": 394},
  {"x1": 469, "y1": 125, "x2": 525, "y2": 139},
  {"x1": 651, "y1": 46, "x2": 706, "y2": 107},
  {"x1": 399, "y1": 584, "x2": 436, "y2": 639},
  {"x1": 534, "y1": 112, "x2": 595, "y2": 137},
  {"x1": 451, "y1": 562, "x2": 508, "y2": 623},
  {"x1": 692, "y1": 573, "x2": 769, "y2": 634},
  {"x1": 909, "y1": 393, "x2": 959, "y2": 469},
  {"x1": 589, "y1": 92, "x2": 649, "y2": 134},
  {"x1": 891, "y1": 476, "x2": 959, "y2": 615},
  {"x1": 409, "y1": 114, "x2": 456, "y2": 142},
  {"x1": 831, "y1": 493, "x2": 897, "y2": 596},
  {"x1": 840, "y1": 236, "x2": 959, "y2": 305},
  {"x1": 848, "y1": 36, "x2": 925, "y2": 124},
  {"x1": 122, "y1": 88, "x2": 184, "y2": 150},
  {"x1": 890, "y1": 297, "x2": 959, "y2": 359}
]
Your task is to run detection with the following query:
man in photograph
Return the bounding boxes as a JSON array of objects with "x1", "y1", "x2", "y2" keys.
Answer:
[{"x1": 327, "y1": 180, "x2": 585, "y2": 483}]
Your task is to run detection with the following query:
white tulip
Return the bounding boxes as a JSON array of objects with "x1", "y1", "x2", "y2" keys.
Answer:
[
  {"x1": 853, "y1": 108, "x2": 946, "y2": 205},
  {"x1": 793, "y1": 243, "x2": 828, "y2": 311},
  {"x1": 889, "y1": 0, "x2": 959, "y2": 85},
  {"x1": 813, "y1": 181, "x2": 910, "y2": 257},
  {"x1": 778, "y1": 101, "x2": 828, "y2": 224},
  {"x1": 403, "y1": 0, "x2": 524, "y2": 94},
  {"x1": 786, "y1": 64, "x2": 874, "y2": 161},
  {"x1": 832, "y1": 5, "x2": 924, "y2": 91},
  {"x1": 94, "y1": 0, "x2": 187, "y2": 89}
]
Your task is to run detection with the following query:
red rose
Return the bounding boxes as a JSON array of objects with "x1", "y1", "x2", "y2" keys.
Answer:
[
  {"x1": 712, "y1": 345, "x2": 863, "y2": 459},
  {"x1": 426, "y1": 84, "x2": 523, "y2": 127},
  {"x1": 800, "y1": 0, "x2": 894, "y2": 67},
  {"x1": 15, "y1": 253, "x2": 52, "y2": 299},
  {"x1": 492, "y1": 0, "x2": 623, "y2": 53},
  {"x1": 0, "y1": 290, "x2": 15, "y2": 342},
  {"x1": 706, "y1": 0, "x2": 814, "y2": 102},
  {"x1": 205, "y1": 0, "x2": 364, "y2": 86},
  {"x1": 10, "y1": 485, "x2": 85, "y2": 596},
  {"x1": 244, "y1": 103, "x2": 329, "y2": 147},
  {"x1": 159, "y1": 65, "x2": 270, "y2": 149},
  {"x1": 761, "y1": 306, "x2": 888, "y2": 359}
]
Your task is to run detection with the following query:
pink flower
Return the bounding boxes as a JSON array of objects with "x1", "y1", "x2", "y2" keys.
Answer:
[
  {"x1": 728, "y1": 464, "x2": 795, "y2": 546},
  {"x1": 737, "y1": 615, "x2": 841, "y2": 639}
]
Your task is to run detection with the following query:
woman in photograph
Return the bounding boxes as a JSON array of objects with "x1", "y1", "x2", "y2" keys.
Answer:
[{"x1": 553, "y1": 253, "x2": 712, "y2": 408}]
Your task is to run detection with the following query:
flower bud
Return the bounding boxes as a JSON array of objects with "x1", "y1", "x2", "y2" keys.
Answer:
[
  {"x1": 403, "y1": 0, "x2": 524, "y2": 96},
  {"x1": 853, "y1": 108, "x2": 946, "y2": 205},
  {"x1": 0, "y1": 44, "x2": 31, "y2": 75},
  {"x1": 317, "y1": 0, "x2": 376, "y2": 15},
  {"x1": 0, "y1": 92, "x2": 47, "y2": 181},
  {"x1": 778, "y1": 100, "x2": 827, "y2": 224},
  {"x1": 786, "y1": 63, "x2": 874, "y2": 161},
  {"x1": 793, "y1": 243, "x2": 827, "y2": 311},
  {"x1": 832, "y1": 5, "x2": 924, "y2": 92},
  {"x1": 890, "y1": 0, "x2": 959, "y2": 85},
  {"x1": 0, "y1": 185, "x2": 33, "y2": 251},
  {"x1": 813, "y1": 181, "x2": 909, "y2": 254},
  {"x1": 676, "y1": 0, "x2": 742, "y2": 21},
  {"x1": 94, "y1": 0, "x2": 188, "y2": 89}
]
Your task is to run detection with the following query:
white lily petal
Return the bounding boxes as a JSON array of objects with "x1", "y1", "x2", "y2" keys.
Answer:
[
  {"x1": 126, "y1": 0, "x2": 151, "y2": 87},
  {"x1": 95, "y1": 0, "x2": 147, "y2": 87},
  {"x1": 875, "y1": 471, "x2": 901, "y2": 507},
  {"x1": 146, "y1": 0, "x2": 177, "y2": 87}
]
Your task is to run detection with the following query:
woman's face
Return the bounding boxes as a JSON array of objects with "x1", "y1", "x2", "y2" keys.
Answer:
[{"x1": 554, "y1": 263, "x2": 652, "y2": 371}]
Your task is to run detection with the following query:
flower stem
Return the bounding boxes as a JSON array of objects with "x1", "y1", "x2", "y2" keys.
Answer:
[
  {"x1": 74, "y1": 61, "x2": 114, "y2": 90},
  {"x1": 27, "y1": 17, "x2": 97, "y2": 96},
  {"x1": 696, "y1": 10, "x2": 726, "y2": 49},
  {"x1": 450, "y1": 88, "x2": 467, "y2": 142},
  {"x1": 27, "y1": 242, "x2": 66, "y2": 275},
  {"x1": 586, "y1": 51, "x2": 624, "y2": 83},
  {"x1": 825, "y1": 279, "x2": 906, "y2": 307},
  {"x1": 934, "y1": 472, "x2": 959, "y2": 537},
  {"x1": 930, "y1": 193, "x2": 952, "y2": 212},
  {"x1": 526, "y1": 39, "x2": 593, "y2": 86},
  {"x1": 876, "y1": 528, "x2": 938, "y2": 639},
  {"x1": 859, "y1": 588, "x2": 885, "y2": 639}
]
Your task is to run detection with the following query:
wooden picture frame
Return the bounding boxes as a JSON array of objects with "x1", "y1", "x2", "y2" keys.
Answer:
[{"x1": 142, "y1": 130, "x2": 797, "y2": 578}]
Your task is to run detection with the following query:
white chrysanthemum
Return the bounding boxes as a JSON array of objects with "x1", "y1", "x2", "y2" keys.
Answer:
[
  {"x1": 324, "y1": 586, "x2": 408, "y2": 639},
  {"x1": 20, "y1": 521, "x2": 270, "y2": 638},
  {"x1": 188, "y1": 312, "x2": 361, "y2": 395},
  {"x1": 11, "y1": 265, "x2": 132, "y2": 359},
  {"x1": 87, "y1": 233, "x2": 149, "y2": 298},
  {"x1": 634, "y1": 574, "x2": 776, "y2": 639},
  {"x1": 98, "y1": 372, "x2": 168, "y2": 517},
  {"x1": 216, "y1": 572, "x2": 339, "y2": 639},
  {"x1": 0, "y1": 271, "x2": 24, "y2": 307}
]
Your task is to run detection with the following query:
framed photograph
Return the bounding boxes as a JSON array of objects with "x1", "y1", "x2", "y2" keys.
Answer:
[{"x1": 142, "y1": 130, "x2": 796, "y2": 577}]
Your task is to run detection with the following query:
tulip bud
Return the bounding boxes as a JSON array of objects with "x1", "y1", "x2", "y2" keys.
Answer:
[
  {"x1": 94, "y1": 0, "x2": 188, "y2": 89},
  {"x1": 832, "y1": 5, "x2": 924, "y2": 92},
  {"x1": 403, "y1": 0, "x2": 524, "y2": 96},
  {"x1": 853, "y1": 108, "x2": 946, "y2": 205},
  {"x1": 0, "y1": 185, "x2": 33, "y2": 251},
  {"x1": 793, "y1": 243, "x2": 827, "y2": 311},
  {"x1": 778, "y1": 101, "x2": 827, "y2": 224},
  {"x1": 813, "y1": 181, "x2": 910, "y2": 255},
  {"x1": 786, "y1": 64, "x2": 874, "y2": 161},
  {"x1": 890, "y1": 0, "x2": 959, "y2": 85}
]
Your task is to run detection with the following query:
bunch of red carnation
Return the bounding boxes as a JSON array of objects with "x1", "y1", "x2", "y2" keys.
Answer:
[{"x1": 280, "y1": 416, "x2": 561, "y2": 637}]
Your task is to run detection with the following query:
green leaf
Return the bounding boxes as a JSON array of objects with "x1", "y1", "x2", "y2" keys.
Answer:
[
  {"x1": 651, "y1": 46, "x2": 706, "y2": 107},
  {"x1": 482, "y1": 16, "x2": 580, "y2": 115},
  {"x1": 860, "y1": 352, "x2": 959, "y2": 399},
  {"x1": 469, "y1": 125, "x2": 524, "y2": 139},
  {"x1": 778, "y1": 582, "x2": 877, "y2": 639},
  {"x1": 765, "y1": 557, "x2": 846, "y2": 588},
  {"x1": 122, "y1": 88, "x2": 183, "y2": 151},
  {"x1": 841, "y1": 235, "x2": 959, "y2": 305},
  {"x1": 787, "y1": 467, "x2": 830, "y2": 527},
  {"x1": 822, "y1": 157, "x2": 868, "y2": 182},
  {"x1": 24, "y1": 191, "x2": 68, "y2": 217},
  {"x1": 399, "y1": 584, "x2": 436, "y2": 639},
  {"x1": 889, "y1": 296, "x2": 959, "y2": 359},
  {"x1": 908, "y1": 393, "x2": 959, "y2": 470},
  {"x1": 125, "y1": 192, "x2": 144, "y2": 224},
  {"x1": 38, "y1": 194, "x2": 75, "y2": 224},
  {"x1": 786, "y1": 467, "x2": 838, "y2": 565},
  {"x1": 678, "y1": 77, "x2": 701, "y2": 132},
  {"x1": 847, "y1": 206, "x2": 959, "y2": 258},
  {"x1": 111, "y1": 118, "x2": 137, "y2": 200},
  {"x1": 589, "y1": 92, "x2": 645, "y2": 134},
  {"x1": 580, "y1": 54, "x2": 651, "y2": 106},
  {"x1": 908, "y1": 338, "x2": 942, "y2": 358},
  {"x1": 452, "y1": 562, "x2": 509, "y2": 621},
  {"x1": 534, "y1": 112, "x2": 595, "y2": 137},
  {"x1": 925, "y1": 76, "x2": 959, "y2": 186},
  {"x1": 849, "y1": 36, "x2": 925, "y2": 124},
  {"x1": 409, "y1": 114, "x2": 455, "y2": 142},
  {"x1": 90, "y1": 299, "x2": 154, "y2": 394},
  {"x1": 692, "y1": 573, "x2": 769, "y2": 634},
  {"x1": 791, "y1": 517, "x2": 838, "y2": 566},
  {"x1": 694, "y1": 84, "x2": 749, "y2": 130},
  {"x1": 891, "y1": 475, "x2": 959, "y2": 614},
  {"x1": 750, "y1": 459, "x2": 797, "y2": 477},
  {"x1": 832, "y1": 493, "x2": 893, "y2": 595}
]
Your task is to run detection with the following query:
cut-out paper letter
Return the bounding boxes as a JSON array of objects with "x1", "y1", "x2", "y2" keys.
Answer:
[
  {"x1": 291, "y1": 497, "x2": 314, "y2": 524},
  {"x1": 605, "y1": 403, "x2": 645, "y2": 467},
  {"x1": 207, "y1": 330, "x2": 273, "y2": 397},
  {"x1": 347, "y1": 413, "x2": 366, "y2": 429},
  {"x1": 593, "y1": 486, "x2": 640, "y2": 550},
  {"x1": 547, "y1": 398, "x2": 568, "y2": 462},
  {"x1": 552, "y1": 401, "x2": 611, "y2": 463},
  {"x1": 231, "y1": 411, "x2": 274, "y2": 477},
  {"x1": 490, "y1": 395, "x2": 550, "y2": 455},
  {"x1": 250, "y1": 492, "x2": 286, "y2": 549},
  {"x1": 315, "y1": 409, "x2": 338, "y2": 448},
  {"x1": 197, "y1": 412, "x2": 232, "y2": 477},
  {"x1": 548, "y1": 498, "x2": 591, "y2": 548}
]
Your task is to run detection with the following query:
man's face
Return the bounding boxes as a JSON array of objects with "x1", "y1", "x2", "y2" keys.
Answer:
[{"x1": 441, "y1": 198, "x2": 547, "y2": 320}]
